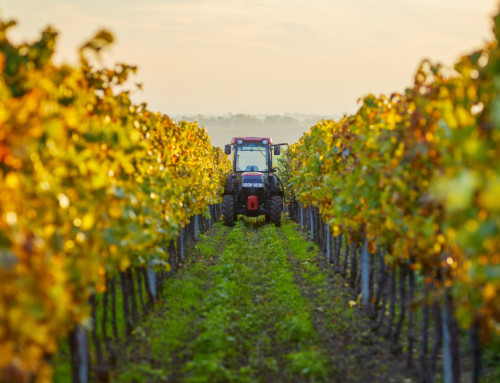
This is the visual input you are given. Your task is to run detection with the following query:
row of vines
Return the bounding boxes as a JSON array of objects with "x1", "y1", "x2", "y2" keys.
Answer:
[
  {"x1": 0, "y1": 19, "x2": 230, "y2": 382},
  {"x1": 282, "y1": 10, "x2": 500, "y2": 383}
]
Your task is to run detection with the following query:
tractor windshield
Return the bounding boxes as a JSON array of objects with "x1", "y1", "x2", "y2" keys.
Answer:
[{"x1": 235, "y1": 145, "x2": 268, "y2": 172}]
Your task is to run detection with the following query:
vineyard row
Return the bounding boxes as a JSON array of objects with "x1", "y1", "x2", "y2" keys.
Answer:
[
  {"x1": 281, "y1": 11, "x2": 500, "y2": 383},
  {"x1": 0, "y1": 20, "x2": 231, "y2": 382}
]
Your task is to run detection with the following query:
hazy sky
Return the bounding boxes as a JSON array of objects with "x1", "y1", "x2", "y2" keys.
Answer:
[{"x1": 1, "y1": 0, "x2": 498, "y2": 117}]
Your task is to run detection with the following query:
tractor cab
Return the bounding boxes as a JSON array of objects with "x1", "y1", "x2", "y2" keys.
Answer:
[
  {"x1": 222, "y1": 137, "x2": 286, "y2": 226},
  {"x1": 225, "y1": 137, "x2": 277, "y2": 172}
]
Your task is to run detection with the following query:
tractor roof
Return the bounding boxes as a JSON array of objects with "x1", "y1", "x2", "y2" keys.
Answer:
[
  {"x1": 231, "y1": 137, "x2": 273, "y2": 145},
  {"x1": 242, "y1": 172, "x2": 264, "y2": 177}
]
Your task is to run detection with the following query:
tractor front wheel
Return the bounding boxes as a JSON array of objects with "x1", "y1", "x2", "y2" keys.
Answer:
[
  {"x1": 222, "y1": 195, "x2": 235, "y2": 226},
  {"x1": 270, "y1": 195, "x2": 282, "y2": 227}
]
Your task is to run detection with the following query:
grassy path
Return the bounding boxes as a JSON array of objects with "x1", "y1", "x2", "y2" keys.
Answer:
[{"x1": 113, "y1": 219, "x2": 411, "y2": 383}]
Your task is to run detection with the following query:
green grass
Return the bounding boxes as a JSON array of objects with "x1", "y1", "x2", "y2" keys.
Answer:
[
  {"x1": 113, "y1": 218, "x2": 331, "y2": 382},
  {"x1": 180, "y1": 221, "x2": 329, "y2": 382},
  {"x1": 114, "y1": 224, "x2": 227, "y2": 381},
  {"x1": 52, "y1": 340, "x2": 71, "y2": 383}
]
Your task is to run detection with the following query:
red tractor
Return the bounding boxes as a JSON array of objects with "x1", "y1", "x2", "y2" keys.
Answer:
[{"x1": 222, "y1": 137, "x2": 286, "y2": 226}]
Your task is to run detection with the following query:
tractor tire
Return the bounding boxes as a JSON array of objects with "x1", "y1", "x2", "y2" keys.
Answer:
[
  {"x1": 270, "y1": 195, "x2": 282, "y2": 227},
  {"x1": 222, "y1": 195, "x2": 235, "y2": 226}
]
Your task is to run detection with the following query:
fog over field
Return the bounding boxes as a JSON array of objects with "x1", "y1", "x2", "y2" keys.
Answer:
[{"x1": 174, "y1": 113, "x2": 339, "y2": 148}]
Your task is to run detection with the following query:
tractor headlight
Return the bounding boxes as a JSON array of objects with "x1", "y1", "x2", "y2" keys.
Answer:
[
  {"x1": 237, "y1": 139, "x2": 243, "y2": 145},
  {"x1": 262, "y1": 139, "x2": 269, "y2": 145}
]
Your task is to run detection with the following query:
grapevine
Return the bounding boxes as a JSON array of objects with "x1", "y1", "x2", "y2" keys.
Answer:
[
  {"x1": 285, "y1": 12, "x2": 500, "y2": 341},
  {"x1": 0, "y1": 20, "x2": 230, "y2": 380}
]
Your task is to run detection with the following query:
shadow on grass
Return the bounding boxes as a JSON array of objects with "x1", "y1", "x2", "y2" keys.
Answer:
[{"x1": 241, "y1": 215, "x2": 268, "y2": 229}]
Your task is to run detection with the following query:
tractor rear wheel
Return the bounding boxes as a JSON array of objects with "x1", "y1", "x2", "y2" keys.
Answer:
[
  {"x1": 270, "y1": 195, "x2": 282, "y2": 227},
  {"x1": 222, "y1": 195, "x2": 235, "y2": 226}
]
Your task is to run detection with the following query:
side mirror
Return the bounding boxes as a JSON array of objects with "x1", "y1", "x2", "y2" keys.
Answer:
[
  {"x1": 273, "y1": 145, "x2": 281, "y2": 156},
  {"x1": 224, "y1": 144, "x2": 232, "y2": 155}
]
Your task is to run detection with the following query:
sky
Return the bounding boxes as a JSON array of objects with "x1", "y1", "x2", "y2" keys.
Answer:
[{"x1": 1, "y1": 0, "x2": 499, "y2": 145}]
